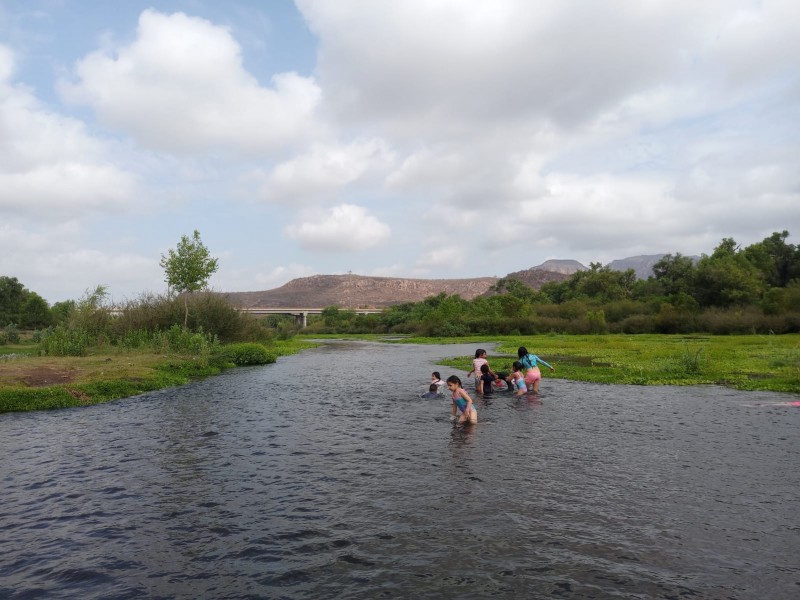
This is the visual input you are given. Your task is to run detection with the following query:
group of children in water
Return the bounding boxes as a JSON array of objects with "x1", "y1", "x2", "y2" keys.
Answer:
[{"x1": 422, "y1": 347, "x2": 556, "y2": 424}]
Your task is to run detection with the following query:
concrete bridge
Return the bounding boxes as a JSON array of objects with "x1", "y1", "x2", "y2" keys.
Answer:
[{"x1": 239, "y1": 307, "x2": 383, "y2": 328}]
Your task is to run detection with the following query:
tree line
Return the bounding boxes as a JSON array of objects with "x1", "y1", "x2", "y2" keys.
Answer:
[
  {"x1": 2, "y1": 230, "x2": 799, "y2": 341},
  {"x1": 0, "y1": 230, "x2": 270, "y2": 351},
  {"x1": 309, "y1": 231, "x2": 800, "y2": 335}
]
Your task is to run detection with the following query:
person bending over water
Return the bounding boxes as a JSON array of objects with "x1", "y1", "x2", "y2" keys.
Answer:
[
  {"x1": 508, "y1": 361, "x2": 528, "y2": 397},
  {"x1": 447, "y1": 375, "x2": 478, "y2": 424}
]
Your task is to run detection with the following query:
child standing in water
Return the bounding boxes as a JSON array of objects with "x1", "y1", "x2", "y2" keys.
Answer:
[
  {"x1": 509, "y1": 361, "x2": 528, "y2": 396},
  {"x1": 431, "y1": 371, "x2": 445, "y2": 393},
  {"x1": 420, "y1": 384, "x2": 441, "y2": 399},
  {"x1": 446, "y1": 375, "x2": 478, "y2": 424},
  {"x1": 478, "y1": 364, "x2": 495, "y2": 397},
  {"x1": 518, "y1": 346, "x2": 555, "y2": 394},
  {"x1": 466, "y1": 349, "x2": 492, "y2": 392}
]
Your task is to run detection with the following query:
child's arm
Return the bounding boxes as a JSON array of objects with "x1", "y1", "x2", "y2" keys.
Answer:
[{"x1": 536, "y1": 355, "x2": 555, "y2": 371}]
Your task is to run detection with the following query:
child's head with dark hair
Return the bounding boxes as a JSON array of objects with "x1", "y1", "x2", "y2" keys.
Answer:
[
  {"x1": 446, "y1": 375, "x2": 461, "y2": 387},
  {"x1": 513, "y1": 361, "x2": 523, "y2": 372},
  {"x1": 429, "y1": 383, "x2": 438, "y2": 392},
  {"x1": 480, "y1": 364, "x2": 490, "y2": 374},
  {"x1": 474, "y1": 348, "x2": 486, "y2": 358},
  {"x1": 432, "y1": 371, "x2": 441, "y2": 380},
  {"x1": 517, "y1": 346, "x2": 528, "y2": 358}
]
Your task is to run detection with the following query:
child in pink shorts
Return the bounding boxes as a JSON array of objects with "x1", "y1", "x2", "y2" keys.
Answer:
[{"x1": 517, "y1": 346, "x2": 555, "y2": 394}]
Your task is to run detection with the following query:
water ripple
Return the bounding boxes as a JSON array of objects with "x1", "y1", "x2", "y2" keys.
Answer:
[{"x1": 1, "y1": 341, "x2": 798, "y2": 599}]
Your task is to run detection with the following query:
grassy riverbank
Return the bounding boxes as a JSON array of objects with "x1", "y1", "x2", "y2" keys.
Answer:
[
  {"x1": 423, "y1": 333, "x2": 800, "y2": 394},
  {"x1": 3, "y1": 333, "x2": 797, "y2": 413},
  {"x1": 0, "y1": 339, "x2": 317, "y2": 413}
]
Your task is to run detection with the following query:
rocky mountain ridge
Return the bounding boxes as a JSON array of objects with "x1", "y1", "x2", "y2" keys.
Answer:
[{"x1": 223, "y1": 255, "x2": 670, "y2": 309}]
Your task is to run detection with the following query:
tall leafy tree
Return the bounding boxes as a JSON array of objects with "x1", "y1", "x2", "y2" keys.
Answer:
[
  {"x1": 160, "y1": 230, "x2": 219, "y2": 328},
  {"x1": 652, "y1": 253, "x2": 697, "y2": 297},
  {"x1": 20, "y1": 292, "x2": 51, "y2": 328},
  {"x1": 694, "y1": 238, "x2": 764, "y2": 307},
  {"x1": 0, "y1": 276, "x2": 25, "y2": 325},
  {"x1": 575, "y1": 264, "x2": 637, "y2": 303},
  {"x1": 742, "y1": 230, "x2": 800, "y2": 288},
  {"x1": 50, "y1": 300, "x2": 76, "y2": 325}
]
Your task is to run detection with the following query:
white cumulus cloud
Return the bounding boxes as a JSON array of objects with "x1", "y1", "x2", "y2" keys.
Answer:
[
  {"x1": 58, "y1": 9, "x2": 323, "y2": 155},
  {"x1": 262, "y1": 138, "x2": 395, "y2": 203},
  {"x1": 0, "y1": 44, "x2": 138, "y2": 220},
  {"x1": 284, "y1": 204, "x2": 390, "y2": 251}
]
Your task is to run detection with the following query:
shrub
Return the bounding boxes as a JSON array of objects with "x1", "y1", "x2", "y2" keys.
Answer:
[
  {"x1": 118, "y1": 329, "x2": 157, "y2": 350},
  {"x1": 421, "y1": 320, "x2": 469, "y2": 337},
  {"x1": 30, "y1": 328, "x2": 51, "y2": 343},
  {"x1": 220, "y1": 343, "x2": 276, "y2": 366},
  {"x1": 112, "y1": 291, "x2": 274, "y2": 344},
  {"x1": 678, "y1": 343, "x2": 705, "y2": 374},
  {"x1": 615, "y1": 314, "x2": 655, "y2": 334},
  {"x1": 603, "y1": 300, "x2": 649, "y2": 323},
  {"x1": 162, "y1": 324, "x2": 219, "y2": 355},
  {"x1": 586, "y1": 310, "x2": 608, "y2": 334},
  {"x1": 38, "y1": 326, "x2": 91, "y2": 356},
  {"x1": 4, "y1": 324, "x2": 20, "y2": 344}
]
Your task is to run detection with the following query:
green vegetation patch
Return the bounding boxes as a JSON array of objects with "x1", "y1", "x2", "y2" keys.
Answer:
[
  {"x1": 0, "y1": 338, "x2": 318, "y2": 413},
  {"x1": 432, "y1": 334, "x2": 800, "y2": 393},
  {"x1": 219, "y1": 343, "x2": 276, "y2": 366}
]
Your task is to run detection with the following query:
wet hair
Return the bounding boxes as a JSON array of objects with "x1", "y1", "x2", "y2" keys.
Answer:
[
  {"x1": 429, "y1": 383, "x2": 438, "y2": 392},
  {"x1": 517, "y1": 346, "x2": 528, "y2": 358},
  {"x1": 446, "y1": 375, "x2": 461, "y2": 387},
  {"x1": 474, "y1": 348, "x2": 486, "y2": 358},
  {"x1": 480, "y1": 364, "x2": 490, "y2": 374},
  {"x1": 432, "y1": 371, "x2": 441, "y2": 380},
  {"x1": 512, "y1": 361, "x2": 523, "y2": 372}
]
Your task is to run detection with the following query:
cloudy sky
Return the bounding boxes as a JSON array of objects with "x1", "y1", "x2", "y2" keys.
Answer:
[{"x1": 1, "y1": 0, "x2": 798, "y2": 303}]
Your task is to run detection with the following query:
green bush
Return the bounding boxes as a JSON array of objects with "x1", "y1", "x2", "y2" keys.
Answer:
[
  {"x1": 586, "y1": 310, "x2": 608, "y2": 334},
  {"x1": 162, "y1": 324, "x2": 219, "y2": 355},
  {"x1": 118, "y1": 328, "x2": 156, "y2": 350},
  {"x1": 111, "y1": 291, "x2": 274, "y2": 343},
  {"x1": 220, "y1": 343, "x2": 276, "y2": 366},
  {"x1": 30, "y1": 328, "x2": 51, "y2": 343},
  {"x1": 4, "y1": 324, "x2": 20, "y2": 344},
  {"x1": 615, "y1": 314, "x2": 655, "y2": 334},
  {"x1": 38, "y1": 326, "x2": 91, "y2": 356}
]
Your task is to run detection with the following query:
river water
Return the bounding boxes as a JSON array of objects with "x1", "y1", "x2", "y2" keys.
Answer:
[{"x1": 1, "y1": 341, "x2": 798, "y2": 599}]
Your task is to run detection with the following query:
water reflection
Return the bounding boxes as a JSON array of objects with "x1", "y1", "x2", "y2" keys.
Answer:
[{"x1": 448, "y1": 422, "x2": 477, "y2": 449}]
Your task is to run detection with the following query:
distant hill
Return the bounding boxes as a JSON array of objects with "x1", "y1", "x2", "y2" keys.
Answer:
[
  {"x1": 222, "y1": 274, "x2": 499, "y2": 309},
  {"x1": 607, "y1": 254, "x2": 700, "y2": 279},
  {"x1": 502, "y1": 266, "x2": 574, "y2": 289},
  {"x1": 532, "y1": 259, "x2": 588, "y2": 275},
  {"x1": 607, "y1": 254, "x2": 666, "y2": 279},
  {"x1": 222, "y1": 254, "x2": 697, "y2": 309}
]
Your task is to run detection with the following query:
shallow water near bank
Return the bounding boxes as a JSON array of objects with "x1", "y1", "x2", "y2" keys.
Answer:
[{"x1": 1, "y1": 341, "x2": 798, "y2": 599}]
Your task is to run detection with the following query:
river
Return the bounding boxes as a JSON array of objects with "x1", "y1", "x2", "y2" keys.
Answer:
[{"x1": 1, "y1": 341, "x2": 798, "y2": 599}]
